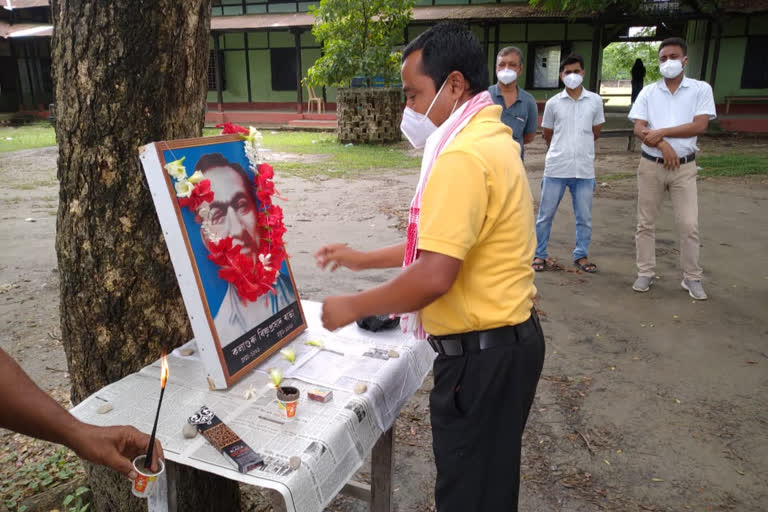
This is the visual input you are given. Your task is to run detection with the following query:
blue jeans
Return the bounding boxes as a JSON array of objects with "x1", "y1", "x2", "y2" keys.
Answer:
[{"x1": 535, "y1": 177, "x2": 595, "y2": 262}]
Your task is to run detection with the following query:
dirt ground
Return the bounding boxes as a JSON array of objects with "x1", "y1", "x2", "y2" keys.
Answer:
[{"x1": 1, "y1": 134, "x2": 767, "y2": 512}]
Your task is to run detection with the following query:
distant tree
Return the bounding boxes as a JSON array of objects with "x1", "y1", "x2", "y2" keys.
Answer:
[
  {"x1": 602, "y1": 42, "x2": 662, "y2": 83},
  {"x1": 306, "y1": 0, "x2": 414, "y2": 88}
]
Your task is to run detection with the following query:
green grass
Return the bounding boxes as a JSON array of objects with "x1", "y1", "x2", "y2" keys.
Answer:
[
  {"x1": 204, "y1": 129, "x2": 420, "y2": 177},
  {"x1": 697, "y1": 154, "x2": 768, "y2": 177},
  {"x1": 0, "y1": 122, "x2": 56, "y2": 153},
  {"x1": 1, "y1": 125, "x2": 420, "y2": 176}
]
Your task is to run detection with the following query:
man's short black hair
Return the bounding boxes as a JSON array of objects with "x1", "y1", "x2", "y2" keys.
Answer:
[
  {"x1": 659, "y1": 37, "x2": 687, "y2": 56},
  {"x1": 402, "y1": 22, "x2": 489, "y2": 95},
  {"x1": 195, "y1": 153, "x2": 256, "y2": 200},
  {"x1": 559, "y1": 54, "x2": 585, "y2": 72}
]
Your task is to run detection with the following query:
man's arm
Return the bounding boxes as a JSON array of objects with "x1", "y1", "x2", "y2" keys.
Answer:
[
  {"x1": 315, "y1": 242, "x2": 405, "y2": 271},
  {"x1": 642, "y1": 114, "x2": 710, "y2": 146},
  {"x1": 0, "y1": 348, "x2": 163, "y2": 478},
  {"x1": 321, "y1": 250, "x2": 460, "y2": 330},
  {"x1": 593, "y1": 96, "x2": 606, "y2": 141},
  {"x1": 633, "y1": 119, "x2": 650, "y2": 140},
  {"x1": 542, "y1": 128, "x2": 554, "y2": 146},
  {"x1": 523, "y1": 98, "x2": 539, "y2": 144}
]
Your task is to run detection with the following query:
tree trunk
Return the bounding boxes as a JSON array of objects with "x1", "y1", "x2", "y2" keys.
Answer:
[{"x1": 51, "y1": 1, "x2": 240, "y2": 510}]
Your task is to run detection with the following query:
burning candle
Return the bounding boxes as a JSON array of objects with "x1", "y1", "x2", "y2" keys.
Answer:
[{"x1": 145, "y1": 350, "x2": 169, "y2": 469}]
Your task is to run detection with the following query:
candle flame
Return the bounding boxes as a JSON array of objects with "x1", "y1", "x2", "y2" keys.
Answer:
[{"x1": 160, "y1": 350, "x2": 169, "y2": 388}]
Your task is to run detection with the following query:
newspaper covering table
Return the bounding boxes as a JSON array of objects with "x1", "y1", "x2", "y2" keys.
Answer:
[{"x1": 70, "y1": 301, "x2": 435, "y2": 512}]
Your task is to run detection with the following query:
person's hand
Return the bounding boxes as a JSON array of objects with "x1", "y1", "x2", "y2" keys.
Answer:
[
  {"x1": 70, "y1": 424, "x2": 164, "y2": 479},
  {"x1": 659, "y1": 141, "x2": 680, "y2": 170},
  {"x1": 643, "y1": 128, "x2": 666, "y2": 147},
  {"x1": 321, "y1": 295, "x2": 359, "y2": 331},
  {"x1": 315, "y1": 244, "x2": 365, "y2": 272}
]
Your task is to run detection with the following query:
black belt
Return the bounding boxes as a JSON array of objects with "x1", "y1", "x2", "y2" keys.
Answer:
[
  {"x1": 642, "y1": 151, "x2": 696, "y2": 165},
  {"x1": 427, "y1": 309, "x2": 540, "y2": 357}
]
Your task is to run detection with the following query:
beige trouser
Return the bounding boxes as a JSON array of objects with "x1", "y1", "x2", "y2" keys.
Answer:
[{"x1": 636, "y1": 157, "x2": 702, "y2": 280}]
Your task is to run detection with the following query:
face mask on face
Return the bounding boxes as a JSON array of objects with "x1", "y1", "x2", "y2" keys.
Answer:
[
  {"x1": 659, "y1": 59, "x2": 684, "y2": 79},
  {"x1": 562, "y1": 73, "x2": 584, "y2": 90},
  {"x1": 497, "y1": 69, "x2": 518, "y2": 85},
  {"x1": 400, "y1": 79, "x2": 457, "y2": 149}
]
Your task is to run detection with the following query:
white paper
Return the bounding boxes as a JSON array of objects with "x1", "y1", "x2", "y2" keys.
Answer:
[{"x1": 71, "y1": 300, "x2": 434, "y2": 512}]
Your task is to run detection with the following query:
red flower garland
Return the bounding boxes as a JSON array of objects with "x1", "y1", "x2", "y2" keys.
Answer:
[
  {"x1": 178, "y1": 179, "x2": 214, "y2": 210},
  {"x1": 216, "y1": 122, "x2": 250, "y2": 135},
  {"x1": 203, "y1": 126, "x2": 287, "y2": 304}
]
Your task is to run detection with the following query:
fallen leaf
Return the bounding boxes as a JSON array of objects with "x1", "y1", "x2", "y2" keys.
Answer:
[
  {"x1": 675, "y1": 399, "x2": 681, "y2": 404},
  {"x1": 603, "y1": 459, "x2": 611, "y2": 466},
  {"x1": 616, "y1": 449, "x2": 622, "y2": 454},
  {"x1": 746, "y1": 361, "x2": 758, "y2": 365},
  {"x1": 673, "y1": 315, "x2": 679, "y2": 319},
  {"x1": 651, "y1": 477, "x2": 664, "y2": 482}
]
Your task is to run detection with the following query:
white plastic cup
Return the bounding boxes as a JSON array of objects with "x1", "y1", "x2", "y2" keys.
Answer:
[{"x1": 131, "y1": 455, "x2": 165, "y2": 498}]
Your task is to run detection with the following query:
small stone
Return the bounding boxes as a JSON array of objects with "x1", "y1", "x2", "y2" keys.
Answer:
[
  {"x1": 97, "y1": 403, "x2": 113, "y2": 414},
  {"x1": 387, "y1": 350, "x2": 400, "y2": 358},
  {"x1": 289, "y1": 456, "x2": 301, "y2": 470},
  {"x1": 180, "y1": 348, "x2": 195, "y2": 356},
  {"x1": 183, "y1": 424, "x2": 198, "y2": 439},
  {"x1": 354, "y1": 383, "x2": 367, "y2": 394}
]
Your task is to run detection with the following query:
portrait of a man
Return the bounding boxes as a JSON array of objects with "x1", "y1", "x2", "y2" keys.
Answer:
[
  {"x1": 144, "y1": 134, "x2": 305, "y2": 386},
  {"x1": 192, "y1": 152, "x2": 296, "y2": 346}
]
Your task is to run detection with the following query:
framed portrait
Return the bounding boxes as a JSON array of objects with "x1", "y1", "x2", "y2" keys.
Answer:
[{"x1": 139, "y1": 134, "x2": 306, "y2": 389}]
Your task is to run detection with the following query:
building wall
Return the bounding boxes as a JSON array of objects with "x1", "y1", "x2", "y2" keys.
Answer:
[
  {"x1": 686, "y1": 14, "x2": 768, "y2": 104},
  {"x1": 206, "y1": 30, "x2": 338, "y2": 106},
  {"x1": 208, "y1": 19, "x2": 600, "y2": 108}
]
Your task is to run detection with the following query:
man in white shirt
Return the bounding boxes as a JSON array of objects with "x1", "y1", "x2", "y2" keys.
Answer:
[
  {"x1": 533, "y1": 54, "x2": 605, "y2": 273},
  {"x1": 628, "y1": 37, "x2": 716, "y2": 300}
]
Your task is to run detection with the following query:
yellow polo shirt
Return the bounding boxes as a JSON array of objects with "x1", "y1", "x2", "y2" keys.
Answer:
[{"x1": 418, "y1": 105, "x2": 537, "y2": 336}]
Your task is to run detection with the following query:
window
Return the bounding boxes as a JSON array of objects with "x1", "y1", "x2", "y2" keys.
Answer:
[
  {"x1": 270, "y1": 48, "x2": 297, "y2": 91},
  {"x1": 207, "y1": 51, "x2": 226, "y2": 90},
  {"x1": 741, "y1": 36, "x2": 768, "y2": 89},
  {"x1": 530, "y1": 44, "x2": 562, "y2": 89}
]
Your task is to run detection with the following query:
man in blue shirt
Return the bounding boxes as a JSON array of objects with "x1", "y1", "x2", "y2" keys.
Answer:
[{"x1": 488, "y1": 46, "x2": 539, "y2": 160}]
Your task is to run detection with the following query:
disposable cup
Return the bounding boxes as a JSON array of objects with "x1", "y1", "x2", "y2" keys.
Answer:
[
  {"x1": 131, "y1": 455, "x2": 165, "y2": 498},
  {"x1": 276, "y1": 386, "x2": 300, "y2": 420}
]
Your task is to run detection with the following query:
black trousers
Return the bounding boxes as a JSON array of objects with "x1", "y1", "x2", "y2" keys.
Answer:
[{"x1": 430, "y1": 312, "x2": 545, "y2": 512}]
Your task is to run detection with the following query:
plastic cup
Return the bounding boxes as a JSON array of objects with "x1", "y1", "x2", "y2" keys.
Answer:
[
  {"x1": 131, "y1": 455, "x2": 165, "y2": 498},
  {"x1": 276, "y1": 386, "x2": 300, "y2": 421}
]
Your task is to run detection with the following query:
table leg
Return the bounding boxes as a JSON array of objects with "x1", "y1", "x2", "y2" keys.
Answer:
[{"x1": 370, "y1": 427, "x2": 394, "y2": 512}]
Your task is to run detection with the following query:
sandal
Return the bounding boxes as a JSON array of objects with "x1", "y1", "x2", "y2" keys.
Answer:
[
  {"x1": 532, "y1": 258, "x2": 546, "y2": 272},
  {"x1": 574, "y1": 258, "x2": 597, "y2": 273}
]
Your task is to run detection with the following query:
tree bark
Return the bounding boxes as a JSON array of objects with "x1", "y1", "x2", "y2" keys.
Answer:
[{"x1": 51, "y1": 1, "x2": 240, "y2": 510}]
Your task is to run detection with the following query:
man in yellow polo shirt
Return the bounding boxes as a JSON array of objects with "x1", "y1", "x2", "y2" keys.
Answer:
[{"x1": 314, "y1": 22, "x2": 545, "y2": 511}]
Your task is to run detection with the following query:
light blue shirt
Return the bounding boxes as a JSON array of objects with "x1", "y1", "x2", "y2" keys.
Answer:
[{"x1": 489, "y1": 84, "x2": 539, "y2": 160}]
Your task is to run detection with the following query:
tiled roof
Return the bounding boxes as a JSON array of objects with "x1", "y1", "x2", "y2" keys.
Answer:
[
  {"x1": 0, "y1": 20, "x2": 52, "y2": 37},
  {"x1": 3, "y1": 0, "x2": 49, "y2": 10}
]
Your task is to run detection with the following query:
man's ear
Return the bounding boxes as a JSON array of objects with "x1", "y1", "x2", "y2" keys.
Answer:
[{"x1": 447, "y1": 71, "x2": 466, "y2": 96}]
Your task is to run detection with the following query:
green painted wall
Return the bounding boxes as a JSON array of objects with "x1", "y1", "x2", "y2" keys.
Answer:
[
  {"x1": 685, "y1": 17, "x2": 768, "y2": 103},
  {"x1": 204, "y1": 21, "x2": 607, "y2": 106}
]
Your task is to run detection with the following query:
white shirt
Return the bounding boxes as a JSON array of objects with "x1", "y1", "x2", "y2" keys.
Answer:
[
  {"x1": 542, "y1": 88, "x2": 605, "y2": 178},
  {"x1": 628, "y1": 75, "x2": 716, "y2": 158},
  {"x1": 215, "y1": 279, "x2": 296, "y2": 346}
]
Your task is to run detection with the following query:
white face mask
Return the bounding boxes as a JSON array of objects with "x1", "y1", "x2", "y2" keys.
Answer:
[
  {"x1": 659, "y1": 59, "x2": 684, "y2": 79},
  {"x1": 562, "y1": 73, "x2": 584, "y2": 90},
  {"x1": 497, "y1": 69, "x2": 518, "y2": 85},
  {"x1": 400, "y1": 80, "x2": 456, "y2": 149}
]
